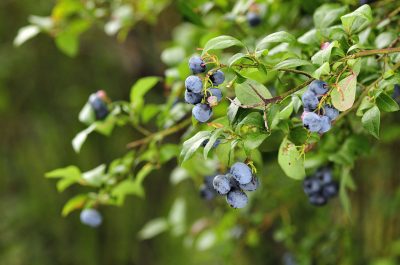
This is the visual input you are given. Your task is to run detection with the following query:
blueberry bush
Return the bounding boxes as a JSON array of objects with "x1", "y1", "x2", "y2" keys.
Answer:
[{"x1": 15, "y1": 0, "x2": 400, "y2": 263}]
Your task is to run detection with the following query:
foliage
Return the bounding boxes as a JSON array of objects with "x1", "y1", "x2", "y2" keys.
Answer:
[{"x1": 14, "y1": 0, "x2": 400, "y2": 264}]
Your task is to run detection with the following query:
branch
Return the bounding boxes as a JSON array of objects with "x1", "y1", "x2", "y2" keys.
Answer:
[
  {"x1": 347, "y1": 47, "x2": 400, "y2": 59},
  {"x1": 276, "y1": 68, "x2": 313, "y2": 78},
  {"x1": 127, "y1": 118, "x2": 192, "y2": 149}
]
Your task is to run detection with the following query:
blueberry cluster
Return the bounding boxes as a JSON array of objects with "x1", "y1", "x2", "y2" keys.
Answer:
[
  {"x1": 303, "y1": 167, "x2": 339, "y2": 206},
  {"x1": 301, "y1": 80, "x2": 339, "y2": 134},
  {"x1": 185, "y1": 56, "x2": 225, "y2": 123},
  {"x1": 80, "y1": 208, "x2": 103, "y2": 227},
  {"x1": 212, "y1": 162, "x2": 259, "y2": 209},
  {"x1": 89, "y1": 90, "x2": 109, "y2": 120},
  {"x1": 199, "y1": 176, "x2": 218, "y2": 201}
]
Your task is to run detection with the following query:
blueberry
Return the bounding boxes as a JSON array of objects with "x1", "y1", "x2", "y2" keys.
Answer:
[
  {"x1": 184, "y1": 90, "x2": 203, "y2": 105},
  {"x1": 189, "y1": 56, "x2": 206, "y2": 74},
  {"x1": 392, "y1": 84, "x2": 400, "y2": 103},
  {"x1": 314, "y1": 168, "x2": 332, "y2": 185},
  {"x1": 185, "y1": 75, "x2": 203, "y2": 93},
  {"x1": 303, "y1": 177, "x2": 321, "y2": 196},
  {"x1": 247, "y1": 12, "x2": 262, "y2": 27},
  {"x1": 199, "y1": 184, "x2": 216, "y2": 200},
  {"x1": 201, "y1": 139, "x2": 221, "y2": 148},
  {"x1": 210, "y1": 70, "x2": 225, "y2": 86},
  {"x1": 204, "y1": 176, "x2": 215, "y2": 189},
  {"x1": 318, "y1": 115, "x2": 332, "y2": 134},
  {"x1": 308, "y1": 192, "x2": 327, "y2": 206},
  {"x1": 80, "y1": 209, "x2": 102, "y2": 227},
  {"x1": 213, "y1": 174, "x2": 232, "y2": 195},
  {"x1": 323, "y1": 104, "x2": 339, "y2": 121},
  {"x1": 89, "y1": 93, "x2": 109, "y2": 120},
  {"x1": 239, "y1": 176, "x2": 260, "y2": 191},
  {"x1": 359, "y1": 0, "x2": 375, "y2": 5},
  {"x1": 322, "y1": 181, "x2": 339, "y2": 199},
  {"x1": 229, "y1": 162, "x2": 252, "y2": 185},
  {"x1": 302, "y1": 112, "x2": 322, "y2": 132},
  {"x1": 207, "y1": 88, "x2": 223, "y2": 102},
  {"x1": 192, "y1": 103, "x2": 213, "y2": 123},
  {"x1": 308, "y1": 80, "x2": 329, "y2": 95},
  {"x1": 302, "y1": 90, "x2": 319, "y2": 111},
  {"x1": 226, "y1": 189, "x2": 248, "y2": 208}
]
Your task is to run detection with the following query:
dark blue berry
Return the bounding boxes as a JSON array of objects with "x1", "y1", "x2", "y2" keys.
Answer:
[
  {"x1": 207, "y1": 88, "x2": 223, "y2": 102},
  {"x1": 302, "y1": 112, "x2": 322, "y2": 132},
  {"x1": 213, "y1": 175, "x2": 232, "y2": 195},
  {"x1": 309, "y1": 80, "x2": 329, "y2": 95},
  {"x1": 89, "y1": 93, "x2": 109, "y2": 120},
  {"x1": 314, "y1": 168, "x2": 332, "y2": 185},
  {"x1": 229, "y1": 162, "x2": 252, "y2": 185},
  {"x1": 210, "y1": 70, "x2": 225, "y2": 86},
  {"x1": 200, "y1": 184, "x2": 216, "y2": 200},
  {"x1": 184, "y1": 90, "x2": 203, "y2": 105},
  {"x1": 247, "y1": 12, "x2": 262, "y2": 27},
  {"x1": 308, "y1": 192, "x2": 327, "y2": 206},
  {"x1": 322, "y1": 181, "x2": 339, "y2": 199},
  {"x1": 302, "y1": 90, "x2": 319, "y2": 111},
  {"x1": 323, "y1": 104, "x2": 339, "y2": 121},
  {"x1": 319, "y1": 116, "x2": 332, "y2": 134},
  {"x1": 201, "y1": 139, "x2": 221, "y2": 148},
  {"x1": 239, "y1": 176, "x2": 259, "y2": 191},
  {"x1": 226, "y1": 189, "x2": 248, "y2": 208},
  {"x1": 185, "y1": 75, "x2": 203, "y2": 93},
  {"x1": 80, "y1": 209, "x2": 102, "y2": 227},
  {"x1": 303, "y1": 177, "x2": 321, "y2": 196},
  {"x1": 192, "y1": 103, "x2": 213, "y2": 123},
  {"x1": 189, "y1": 56, "x2": 206, "y2": 74}
]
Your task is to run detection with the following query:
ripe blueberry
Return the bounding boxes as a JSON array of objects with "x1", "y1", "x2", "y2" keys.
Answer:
[
  {"x1": 201, "y1": 139, "x2": 221, "y2": 148},
  {"x1": 308, "y1": 193, "x2": 327, "y2": 206},
  {"x1": 207, "y1": 88, "x2": 223, "y2": 102},
  {"x1": 80, "y1": 209, "x2": 102, "y2": 227},
  {"x1": 323, "y1": 104, "x2": 339, "y2": 121},
  {"x1": 302, "y1": 112, "x2": 322, "y2": 132},
  {"x1": 192, "y1": 103, "x2": 213, "y2": 123},
  {"x1": 189, "y1": 56, "x2": 206, "y2": 74},
  {"x1": 210, "y1": 70, "x2": 225, "y2": 86},
  {"x1": 229, "y1": 162, "x2": 252, "y2": 185},
  {"x1": 303, "y1": 177, "x2": 321, "y2": 196},
  {"x1": 184, "y1": 90, "x2": 203, "y2": 105},
  {"x1": 213, "y1": 174, "x2": 232, "y2": 195},
  {"x1": 247, "y1": 12, "x2": 262, "y2": 27},
  {"x1": 226, "y1": 189, "x2": 249, "y2": 209},
  {"x1": 302, "y1": 90, "x2": 319, "y2": 111},
  {"x1": 322, "y1": 181, "x2": 339, "y2": 199},
  {"x1": 239, "y1": 176, "x2": 260, "y2": 191},
  {"x1": 185, "y1": 75, "x2": 203, "y2": 93},
  {"x1": 319, "y1": 116, "x2": 332, "y2": 134},
  {"x1": 200, "y1": 184, "x2": 216, "y2": 200},
  {"x1": 89, "y1": 92, "x2": 109, "y2": 120},
  {"x1": 308, "y1": 80, "x2": 329, "y2": 95},
  {"x1": 314, "y1": 168, "x2": 332, "y2": 185}
]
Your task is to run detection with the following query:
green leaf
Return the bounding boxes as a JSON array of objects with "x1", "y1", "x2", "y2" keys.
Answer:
[
  {"x1": 177, "y1": 0, "x2": 204, "y2": 27},
  {"x1": 180, "y1": 131, "x2": 210, "y2": 162},
  {"x1": 82, "y1": 164, "x2": 107, "y2": 187},
  {"x1": 376, "y1": 93, "x2": 399, "y2": 112},
  {"x1": 243, "y1": 132, "x2": 268, "y2": 151},
  {"x1": 311, "y1": 41, "x2": 338, "y2": 65},
  {"x1": 274, "y1": 59, "x2": 311, "y2": 69},
  {"x1": 72, "y1": 124, "x2": 96, "y2": 153},
  {"x1": 278, "y1": 137, "x2": 306, "y2": 180},
  {"x1": 312, "y1": 62, "x2": 330, "y2": 79},
  {"x1": 201, "y1": 35, "x2": 244, "y2": 55},
  {"x1": 62, "y1": 194, "x2": 88, "y2": 217},
  {"x1": 45, "y1": 165, "x2": 81, "y2": 179},
  {"x1": 204, "y1": 128, "x2": 223, "y2": 159},
  {"x1": 55, "y1": 32, "x2": 79, "y2": 57},
  {"x1": 331, "y1": 73, "x2": 357, "y2": 111},
  {"x1": 362, "y1": 106, "x2": 380, "y2": 139},
  {"x1": 341, "y1": 5, "x2": 372, "y2": 34},
  {"x1": 168, "y1": 198, "x2": 186, "y2": 236},
  {"x1": 112, "y1": 179, "x2": 144, "y2": 204},
  {"x1": 256, "y1": 31, "x2": 295, "y2": 51},
  {"x1": 130, "y1": 76, "x2": 160, "y2": 111},
  {"x1": 138, "y1": 218, "x2": 169, "y2": 240},
  {"x1": 228, "y1": 53, "x2": 248, "y2": 67},
  {"x1": 57, "y1": 175, "x2": 81, "y2": 192},
  {"x1": 235, "y1": 80, "x2": 272, "y2": 110},
  {"x1": 14, "y1": 25, "x2": 40, "y2": 46},
  {"x1": 78, "y1": 102, "x2": 95, "y2": 125},
  {"x1": 227, "y1": 98, "x2": 240, "y2": 123},
  {"x1": 313, "y1": 4, "x2": 348, "y2": 29}
]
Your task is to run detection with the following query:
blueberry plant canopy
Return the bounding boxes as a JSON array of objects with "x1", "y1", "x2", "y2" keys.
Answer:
[{"x1": 16, "y1": 0, "x2": 400, "y2": 257}]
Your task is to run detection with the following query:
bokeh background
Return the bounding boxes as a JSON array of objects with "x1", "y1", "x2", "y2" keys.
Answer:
[{"x1": 1, "y1": 0, "x2": 400, "y2": 264}]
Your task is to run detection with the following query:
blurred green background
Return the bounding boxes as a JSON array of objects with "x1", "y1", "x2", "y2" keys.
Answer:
[{"x1": 1, "y1": 0, "x2": 400, "y2": 264}]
